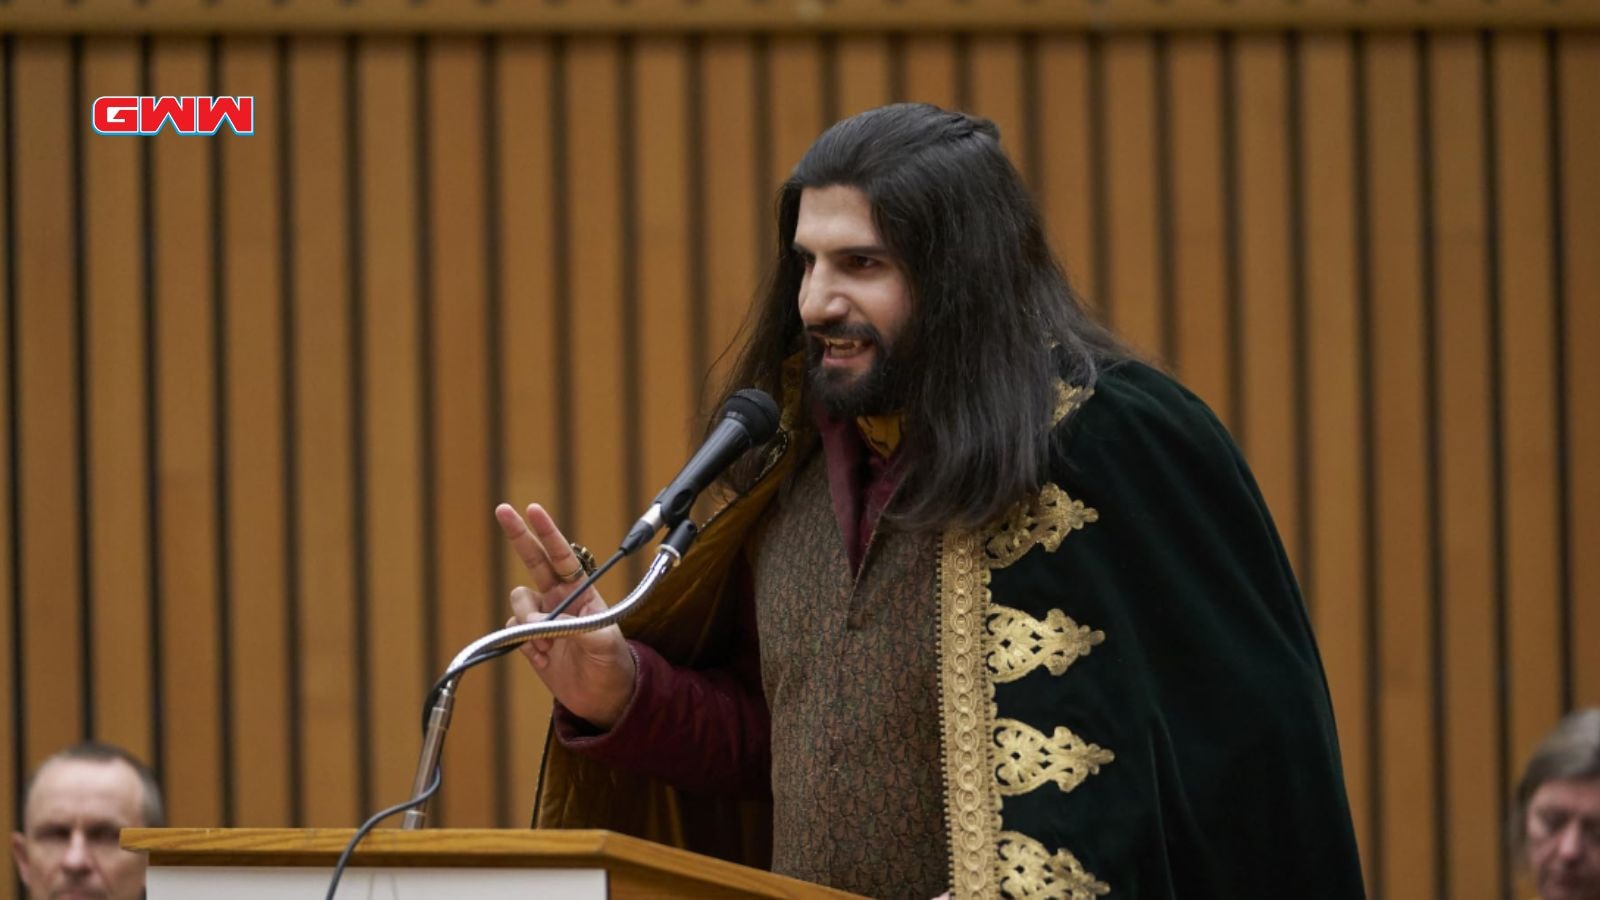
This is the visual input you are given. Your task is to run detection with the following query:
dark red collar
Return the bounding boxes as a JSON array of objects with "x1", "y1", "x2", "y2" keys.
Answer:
[{"x1": 814, "y1": 408, "x2": 905, "y2": 575}]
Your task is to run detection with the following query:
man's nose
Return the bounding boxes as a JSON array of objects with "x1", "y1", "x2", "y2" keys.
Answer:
[
  {"x1": 798, "y1": 269, "x2": 847, "y2": 325},
  {"x1": 61, "y1": 830, "x2": 93, "y2": 870},
  {"x1": 1554, "y1": 821, "x2": 1587, "y2": 859}
]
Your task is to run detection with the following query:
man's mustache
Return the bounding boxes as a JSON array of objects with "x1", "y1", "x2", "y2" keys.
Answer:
[{"x1": 806, "y1": 323, "x2": 884, "y2": 345}]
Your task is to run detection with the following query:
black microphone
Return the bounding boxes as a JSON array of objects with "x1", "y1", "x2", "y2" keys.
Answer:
[{"x1": 619, "y1": 388, "x2": 781, "y2": 554}]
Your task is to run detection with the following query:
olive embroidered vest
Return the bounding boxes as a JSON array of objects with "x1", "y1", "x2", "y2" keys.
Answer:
[{"x1": 751, "y1": 446, "x2": 948, "y2": 898}]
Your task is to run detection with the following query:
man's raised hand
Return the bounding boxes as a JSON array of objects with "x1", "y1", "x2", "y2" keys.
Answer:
[{"x1": 495, "y1": 502, "x2": 637, "y2": 730}]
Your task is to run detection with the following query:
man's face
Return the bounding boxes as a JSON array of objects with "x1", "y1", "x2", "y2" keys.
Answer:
[
  {"x1": 793, "y1": 185, "x2": 914, "y2": 419},
  {"x1": 1526, "y1": 776, "x2": 1600, "y2": 900},
  {"x1": 10, "y1": 758, "x2": 149, "y2": 900}
]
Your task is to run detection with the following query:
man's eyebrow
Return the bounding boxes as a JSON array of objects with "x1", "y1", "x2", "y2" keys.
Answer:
[{"x1": 791, "y1": 241, "x2": 892, "y2": 257}]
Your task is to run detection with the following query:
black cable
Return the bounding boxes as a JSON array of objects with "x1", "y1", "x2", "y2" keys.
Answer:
[
  {"x1": 543, "y1": 548, "x2": 627, "y2": 620},
  {"x1": 324, "y1": 763, "x2": 442, "y2": 900}
]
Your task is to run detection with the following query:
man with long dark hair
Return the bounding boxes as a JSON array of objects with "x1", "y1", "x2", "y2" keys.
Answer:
[{"x1": 498, "y1": 103, "x2": 1364, "y2": 898}]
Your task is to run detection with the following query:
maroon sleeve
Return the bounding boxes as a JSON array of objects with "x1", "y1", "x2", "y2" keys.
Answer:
[{"x1": 552, "y1": 560, "x2": 770, "y2": 798}]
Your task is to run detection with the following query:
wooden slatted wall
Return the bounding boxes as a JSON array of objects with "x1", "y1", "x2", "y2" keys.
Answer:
[{"x1": 3, "y1": 12, "x2": 1598, "y2": 900}]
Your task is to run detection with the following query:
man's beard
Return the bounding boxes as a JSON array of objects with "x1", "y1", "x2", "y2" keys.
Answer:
[{"x1": 805, "y1": 322, "x2": 914, "y2": 419}]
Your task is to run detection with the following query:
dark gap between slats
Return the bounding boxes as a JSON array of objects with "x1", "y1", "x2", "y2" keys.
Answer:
[
  {"x1": 276, "y1": 34, "x2": 306, "y2": 827},
  {"x1": 482, "y1": 33, "x2": 513, "y2": 828},
  {"x1": 208, "y1": 33, "x2": 237, "y2": 826},
  {"x1": 345, "y1": 32, "x2": 375, "y2": 822},
  {"x1": 1478, "y1": 28, "x2": 1513, "y2": 900}
]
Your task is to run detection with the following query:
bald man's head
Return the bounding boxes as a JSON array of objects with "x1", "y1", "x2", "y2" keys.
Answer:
[{"x1": 11, "y1": 744, "x2": 162, "y2": 900}]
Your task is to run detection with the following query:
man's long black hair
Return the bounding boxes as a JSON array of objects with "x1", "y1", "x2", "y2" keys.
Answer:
[{"x1": 712, "y1": 103, "x2": 1128, "y2": 531}]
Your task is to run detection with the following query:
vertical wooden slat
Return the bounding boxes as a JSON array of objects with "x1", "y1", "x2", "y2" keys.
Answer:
[
  {"x1": 14, "y1": 37, "x2": 82, "y2": 774},
  {"x1": 1492, "y1": 33, "x2": 1563, "y2": 772},
  {"x1": 967, "y1": 36, "x2": 1028, "y2": 181},
  {"x1": 1035, "y1": 36, "x2": 1096, "y2": 303},
  {"x1": 901, "y1": 35, "x2": 958, "y2": 111},
  {"x1": 427, "y1": 35, "x2": 496, "y2": 827},
  {"x1": 562, "y1": 33, "x2": 628, "y2": 543},
  {"x1": 1166, "y1": 35, "x2": 1231, "y2": 421},
  {"x1": 149, "y1": 37, "x2": 224, "y2": 827},
  {"x1": 1431, "y1": 31, "x2": 1504, "y2": 900},
  {"x1": 1301, "y1": 33, "x2": 1380, "y2": 900},
  {"x1": 555, "y1": 33, "x2": 627, "y2": 542},
  {"x1": 1364, "y1": 33, "x2": 1432, "y2": 900},
  {"x1": 634, "y1": 39, "x2": 697, "y2": 496},
  {"x1": 1231, "y1": 34, "x2": 1300, "y2": 572},
  {"x1": 747, "y1": 39, "x2": 790, "y2": 324},
  {"x1": 1102, "y1": 36, "x2": 1163, "y2": 357},
  {"x1": 1, "y1": 34, "x2": 17, "y2": 900},
  {"x1": 768, "y1": 36, "x2": 823, "y2": 190},
  {"x1": 496, "y1": 34, "x2": 559, "y2": 820},
  {"x1": 288, "y1": 35, "x2": 358, "y2": 827},
  {"x1": 699, "y1": 38, "x2": 759, "y2": 397},
  {"x1": 81, "y1": 37, "x2": 154, "y2": 762},
  {"x1": 358, "y1": 34, "x2": 429, "y2": 815},
  {"x1": 834, "y1": 35, "x2": 890, "y2": 118},
  {"x1": 1560, "y1": 34, "x2": 1600, "y2": 711},
  {"x1": 218, "y1": 36, "x2": 292, "y2": 827}
]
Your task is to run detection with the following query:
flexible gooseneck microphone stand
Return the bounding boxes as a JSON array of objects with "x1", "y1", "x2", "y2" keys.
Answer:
[
  {"x1": 398, "y1": 519, "x2": 699, "y2": 830},
  {"x1": 325, "y1": 389, "x2": 778, "y2": 898}
]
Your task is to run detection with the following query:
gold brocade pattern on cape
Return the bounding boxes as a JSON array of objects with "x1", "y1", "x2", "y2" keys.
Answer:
[
  {"x1": 941, "y1": 379, "x2": 1111, "y2": 899},
  {"x1": 938, "y1": 532, "x2": 1002, "y2": 898},
  {"x1": 985, "y1": 484, "x2": 1100, "y2": 569},
  {"x1": 986, "y1": 604, "x2": 1105, "y2": 684},
  {"x1": 997, "y1": 832, "x2": 1111, "y2": 899},
  {"x1": 993, "y1": 720, "x2": 1115, "y2": 796}
]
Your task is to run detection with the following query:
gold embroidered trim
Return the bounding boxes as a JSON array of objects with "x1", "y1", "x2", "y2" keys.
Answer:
[
  {"x1": 1054, "y1": 383, "x2": 1093, "y2": 424},
  {"x1": 943, "y1": 381, "x2": 1112, "y2": 899},
  {"x1": 987, "y1": 606, "x2": 1105, "y2": 683},
  {"x1": 940, "y1": 531, "x2": 1001, "y2": 899},
  {"x1": 994, "y1": 719, "x2": 1115, "y2": 796},
  {"x1": 997, "y1": 832, "x2": 1111, "y2": 899},
  {"x1": 986, "y1": 483, "x2": 1099, "y2": 569}
]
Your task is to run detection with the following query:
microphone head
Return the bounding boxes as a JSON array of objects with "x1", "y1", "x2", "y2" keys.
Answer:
[{"x1": 723, "y1": 389, "x2": 781, "y2": 443}]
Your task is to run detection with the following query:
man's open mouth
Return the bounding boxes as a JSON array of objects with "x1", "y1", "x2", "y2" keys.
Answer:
[{"x1": 820, "y1": 336, "x2": 871, "y2": 359}]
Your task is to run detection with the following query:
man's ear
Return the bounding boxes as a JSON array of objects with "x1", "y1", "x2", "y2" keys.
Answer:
[{"x1": 10, "y1": 830, "x2": 34, "y2": 890}]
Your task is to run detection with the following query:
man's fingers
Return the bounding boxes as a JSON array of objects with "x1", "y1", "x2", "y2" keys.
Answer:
[
  {"x1": 499, "y1": 501, "x2": 591, "y2": 589},
  {"x1": 523, "y1": 504, "x2": 587, "y2": 583},
  {"x1": 508, "y1": 592, "x2": 558, "y2": 668},
  {"x1": 496, "y1": 503, "x2": 560, "y2": 587},
  {"x1": 509, "y1": 586, "x2": 541, "y2": 621}
]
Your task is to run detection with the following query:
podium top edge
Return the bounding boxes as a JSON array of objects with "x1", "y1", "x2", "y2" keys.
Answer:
[
  {"x1": 122, "y1": 827, "x2": 629, "y2": 860},
  {"x1": 121, "y1": 827, "x2": 865, "y2": 898}
]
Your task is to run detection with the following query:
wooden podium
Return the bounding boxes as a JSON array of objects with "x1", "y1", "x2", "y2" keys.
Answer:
[{"x1": 122, "y1": 827, "x2": 867, "y2": 899}]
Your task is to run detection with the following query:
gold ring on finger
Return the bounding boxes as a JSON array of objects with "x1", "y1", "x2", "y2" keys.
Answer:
[{"x1": 569, "y1": 543, "x2": 598, "y2": 576}]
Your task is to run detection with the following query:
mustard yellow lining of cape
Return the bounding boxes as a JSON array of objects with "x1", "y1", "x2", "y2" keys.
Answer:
[{"x1": 531, "y1": 363, "x2": 810, "y2": 869}]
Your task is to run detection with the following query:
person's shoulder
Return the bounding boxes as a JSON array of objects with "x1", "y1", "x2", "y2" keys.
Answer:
[
  {"x1": 1055, "y1": 359, "x2": 1238, "y2": 475},
  {"x1": 1091, "y1": 358, "x2": 1199, "y2": 401}
]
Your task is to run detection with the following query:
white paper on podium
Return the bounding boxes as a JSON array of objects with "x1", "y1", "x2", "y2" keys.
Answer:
[{"x1": 147, "y1": 865, "x2": 606, "y2": 899}]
